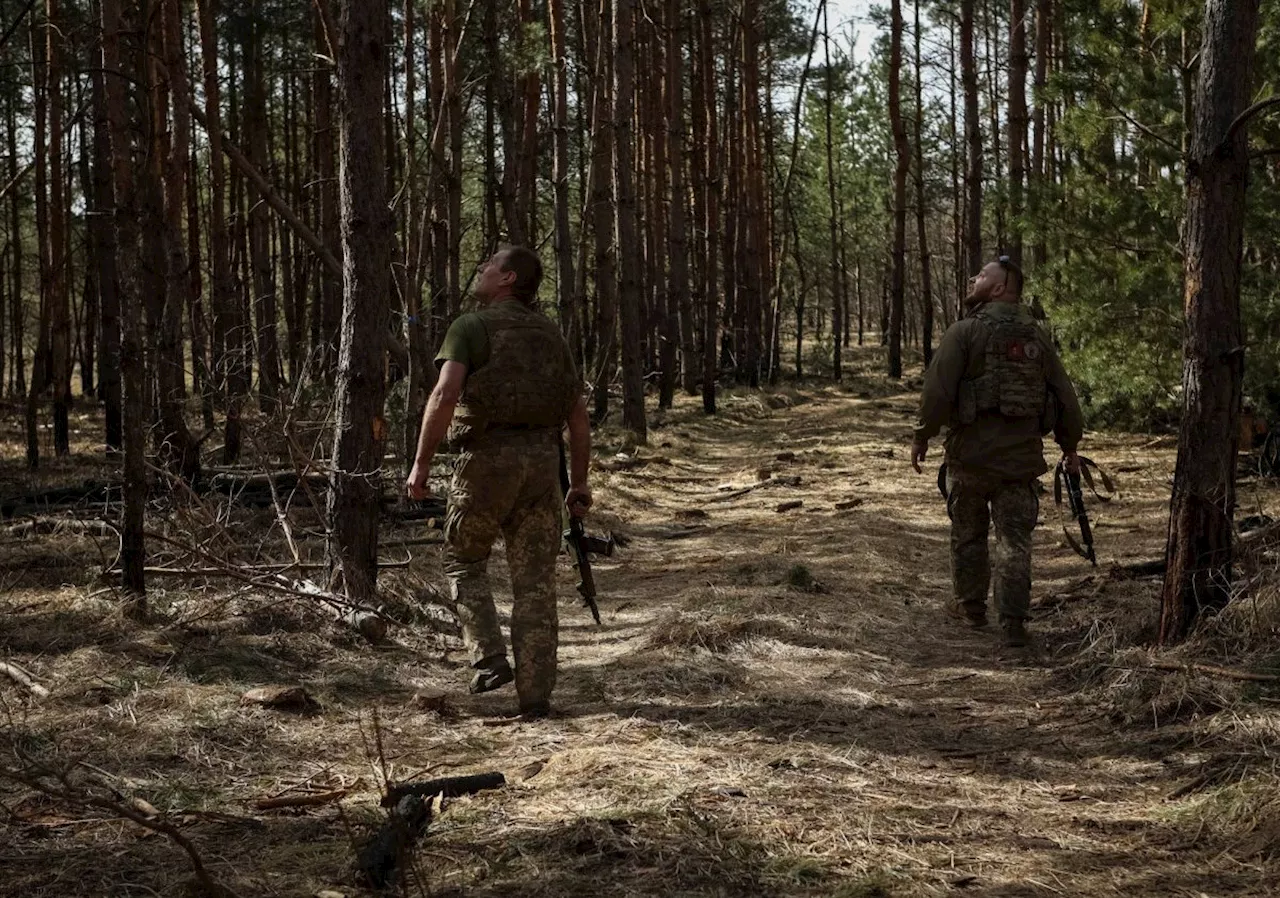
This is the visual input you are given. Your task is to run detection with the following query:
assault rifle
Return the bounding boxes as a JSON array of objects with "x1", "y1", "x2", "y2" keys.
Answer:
[
  {"x1": 558, "y1": 442, "x2": 614, "y2": 624},
  {"x1": 1053, "y1": 455, "x2": 1114, "y2": 567}
]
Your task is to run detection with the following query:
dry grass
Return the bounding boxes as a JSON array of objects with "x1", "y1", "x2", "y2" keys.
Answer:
[{"x1": 4, "y1": 357, "x2": 1280, "y2": 896}]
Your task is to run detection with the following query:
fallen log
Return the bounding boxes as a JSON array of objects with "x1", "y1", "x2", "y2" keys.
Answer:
[
  {"x1": 0, "y1": 662, "x2": 50, "y2": 698},
  {"x1": 357, "y1": 772, "x2": 505, "y2": 889},
  {"x1": 381, "y1": 772, "x2": 507, "y2": 808}
]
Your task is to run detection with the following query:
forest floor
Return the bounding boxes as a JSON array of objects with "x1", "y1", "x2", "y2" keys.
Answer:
[{"x1": 4, "y1": 352, "x2": 1280, "y2": 897}]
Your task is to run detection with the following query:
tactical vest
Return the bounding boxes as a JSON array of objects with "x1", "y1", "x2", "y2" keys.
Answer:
[
  {"x1": 449, "y1": 301, "x2": 580, "y2": 446},
  {"x1": 957, "y1": 304, "x2": 1048, "y2": 425}
]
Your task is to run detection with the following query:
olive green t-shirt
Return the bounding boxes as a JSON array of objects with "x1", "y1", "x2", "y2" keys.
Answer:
[{"x1": 434, "y1": 308, "x2": 496, "y2": 372}]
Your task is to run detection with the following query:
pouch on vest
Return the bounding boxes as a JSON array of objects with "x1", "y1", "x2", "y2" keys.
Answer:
[{"x1": 972, "y1": 309, "x2": 1048, "y2": 419}]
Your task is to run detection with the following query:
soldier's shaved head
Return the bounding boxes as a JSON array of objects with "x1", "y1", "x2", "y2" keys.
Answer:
[{"x1": 497, "y1": 245, "x2": 543, "y2": 306}]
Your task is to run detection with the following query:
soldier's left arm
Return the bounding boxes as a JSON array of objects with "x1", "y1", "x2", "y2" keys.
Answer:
[
  {"x1": 1044, "y1": 344, "x2": 1084, "y2": 453},
  {"x1": 913, "y1": 321, "x2": 971, "y2": 444}
]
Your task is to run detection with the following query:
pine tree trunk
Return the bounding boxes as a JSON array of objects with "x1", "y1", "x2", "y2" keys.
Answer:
[
  {"x1": 329, "y1": 0, "x2": 392, "y2": 605},
  {"x1": 314, "y1": 8, "x2": 341, "y2": 383},
  {"x1": 27, "y1": 15, "x2": 50, "y2": 468},
  {"x1": 197, "y1": 0, "x2": 247, "y2": 463},
  {"x1": 888, "y1": 0, "x2": 909, "y2": 379},
  {"x1": 149, "y1": 0, "x2": 199, "y2": 482},
  {"x1": 614, "y1": 0, "x2": 646, "y2": 440},
  {"x1": 89, "y1": 9, "x2": 121, "y2": 449},
  {"x1": 46, "y1": 0, "x2": 70, "y2": 457},
  {"x1": 245, "y1": 14, "x2": 280, "y2": 414},
  {"x1": 549, "y1": 0, "x2": 578, "y2": 345},
  {"x1": 961, "y1": 0, "x2": 983, "y2": 278},
  {"x1": 822, "y1": 2, "x2": 842, "y2": 381},
  {"x1": 698, "y1": 2, "x2": 718, "y2": 414},
  {"x1": 670, "y1": 0, "x2": 696, "y2": 396},
  {"x1": 1007, "y1": 0, "x2": 1028, "y2": 269},
  {"x1": 7, "y1": 91, "x2": 25, "y2": 399},
  {"x1": 914, "y1": 0, "x2": 934, "y2": 365},
  {"x1": 1030, "y1": 0, "x2": 1050, "y2": 271},
  {"x1": 1159, "y1": 0, "x2": 1260, "y2": 645},
  {"x1": 585, "y1": 0, "x2": 617, "y2": 422},
  {"x1": 102, "y1": 0, "x2": 147, "y2": 612}
]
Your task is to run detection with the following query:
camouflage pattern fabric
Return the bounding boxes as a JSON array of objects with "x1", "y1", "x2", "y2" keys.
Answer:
[
  {"x1": 946, "y1": 468, "x2": 1040, "y2": 621},
  {"x1": 449, "y1": 300, "x2": 580, "y2": 446},
  {"x1": 444, "y1": 431, "x2": 563, "y2": 709}
]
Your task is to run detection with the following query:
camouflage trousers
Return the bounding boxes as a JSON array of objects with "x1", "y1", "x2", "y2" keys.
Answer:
[
  {"x1": 945, "y1": 469, "x2": 1040, "y2": 621},
  {"x1": 444, "y1": 432, "x2": 563, "y2": 708}
]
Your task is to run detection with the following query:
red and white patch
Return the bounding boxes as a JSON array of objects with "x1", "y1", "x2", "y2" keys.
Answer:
[{"x1": 1007, "y1": 342, "x2": 1026, "y2": 361}]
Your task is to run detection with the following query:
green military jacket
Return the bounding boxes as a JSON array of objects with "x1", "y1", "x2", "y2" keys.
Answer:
[{"x1": 913, "y1": 301, "x2": 1084, "y2": 481}]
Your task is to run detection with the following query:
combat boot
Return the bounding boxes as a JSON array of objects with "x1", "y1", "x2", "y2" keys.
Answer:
[
  {"x1": 945, "y1": 602, "x2": 989, "y2": 629},
  {"x1": 469, "y1": 655, "x2": 514, "y2": 694},
  {"x1": 1002, "y1": 617, "x2": 1029, "y2": 648}
]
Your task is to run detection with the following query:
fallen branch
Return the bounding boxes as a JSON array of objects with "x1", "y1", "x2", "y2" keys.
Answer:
[
  {"x1": 253, "y1": 789, "x2": 348, "y2": 811},
  {"x1": 1149, "y1": 660, "x2": 1280, "y2": 683},
  {"x1": 0, "y1": 661, "x2": 50, "y2": 698},
  {"x1": 0, "y1": 762, "x2": 237, "y2": 897},
  {"x1": 2, "y1": 517, "x2": 119, "y2": 538}
]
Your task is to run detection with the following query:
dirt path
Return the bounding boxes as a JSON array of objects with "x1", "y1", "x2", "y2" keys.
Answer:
[{"x1": 3, "y1": 386, "x2": 1277, "y2": 897}]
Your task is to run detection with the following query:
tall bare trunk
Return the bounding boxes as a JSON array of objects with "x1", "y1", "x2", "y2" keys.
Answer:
[
  {"x1": 1159, "y1": 0, "x2": 1261, "y2": 644},
  {"x1": 1007, "y1": 0, "x2": 1028, "y2": 269},
  {"x1": 961, "y1": 0, "x2": 983, "y2": 282},
  {"x1": 697, "y1": 0, "x2": 718, "y2": 414},
  {"x1": 154, "y1": 0, "x2": 199, "y2": 481},
  {"x1": 244, "y1": 14, "x2": 280, "y2": 413},
  {"x1": 914, "y1": 0, "x2": 934, "y2": 365},
  {"x1": 822, "y1": 1, "x2": 842, "y2": 380},
  {"x1": 102, "y1": 0, "x2": 147, "y2": 612},
  {"x1": 197, "y1": 0, "x2": 246, "y2": 463},
  {"x1": 549, "y1": 0, "x2": 577, "y2": 345},
  {"x1": 328, "y1": 0, "x2": 391, "y2": 604},
  {"x1": 888, "y1": 0, "x2": 909, "y2": 379},
  {"x1": 587, "y1": 0, "x2": 617, "y2": 422},
  {"x1": 46, "y1": 0, "x2": 70, "y2": 456},
  {"x1": 614, "y1": 0, "x2": 646, "y2": 440}
]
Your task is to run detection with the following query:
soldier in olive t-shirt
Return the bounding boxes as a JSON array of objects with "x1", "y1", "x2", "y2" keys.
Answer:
[{"x1": 406, "y1": 246, "x2": 592, "y2": 719}]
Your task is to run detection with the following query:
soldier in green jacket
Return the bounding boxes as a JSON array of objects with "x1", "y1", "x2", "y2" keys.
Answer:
[
  {"x1": 911, "y1": 257, "x2": 1084, "y2": 647},
  {"x1": 406, "y1": 245, "x2": 592, "y2": 717}
]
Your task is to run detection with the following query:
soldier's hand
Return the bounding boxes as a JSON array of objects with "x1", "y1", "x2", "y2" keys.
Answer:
[
  {"x1": 911, "y1": 440, "x2": 928, "y2": 474},
  {"x1": 1062, "y1": 450, "x2": 1081, "y2": 476},
  {"x1": 565, "y1": 484, "x2": 592, "y2": 518},
  {"x1": 406, "y1": 460, "x2": 432, "y2": 501}
]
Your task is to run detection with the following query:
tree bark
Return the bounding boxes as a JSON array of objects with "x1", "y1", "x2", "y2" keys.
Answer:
[
  {"x1": 961, "y1": 0, "x2": 983, "y2": 280},
  {"x1": 614, "y1": 0, "x2": 646, "y2": 440},
  {"x1": 822, "y1": 1, "x2": 842, "y2": 381},
  {"x1": 1159, "y1": 0, "x2": 1261, "y2": 645},
  {"x1": 244, "y1": 13, "x2": 281, "y2": 413},
  {"x1": 914, "y1": 0, "x2": 934, "y2": 365},
  {"x1": 101, "y1": 0, "x2": 147, "y2": 612},
  {"x1": 89, "y1": 1, "x2": 120, "y2": 449},
  {"x1": 1007, "y1": 0, "x2": 1029, "y2": 269},
  {"x1": 46, "y1": 0, "x2": 70, "y2": 456},
  {"x1": 549, "y1": 0, "x2": 578, "y2": 347},
  {"x1": 154, "y1": 0, "x2": 199, "y2": 482},
  {"x1": 698, "y1": 1, "x2": 718, "y2": 414},
  {"x1": 888, "y1": 0, "x2": 909, "y2": 379},
  {"x1": 586, "y1": 0, "x2": 616, "y2": 422},
  {"x1": 329, "y1": 0, "x2": 392, "y2": 605},
  {"x1": 196, "y1": 0, "x2": 247, "y2": 463}
]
